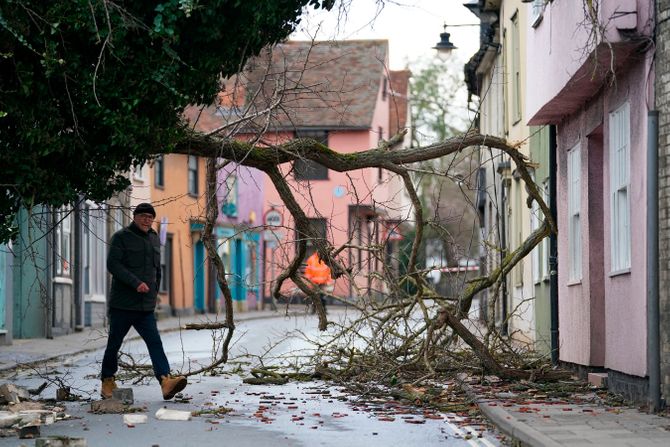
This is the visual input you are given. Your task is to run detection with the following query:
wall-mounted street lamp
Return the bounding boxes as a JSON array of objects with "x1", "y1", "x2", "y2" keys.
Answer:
[
  {"x1": 432, "y1": 23, "x2": 481, "y2": 58},
  {"x1": 433, "y1": 24, "x2": 457, "y2": 53}
]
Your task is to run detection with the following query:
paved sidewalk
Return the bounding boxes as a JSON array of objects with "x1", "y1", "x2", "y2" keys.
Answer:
[
  {"x1": 464, "y1": 381, "x2": 670, "y2": 446},
  {"x1": 0, "y1": 307, "x2": 304, "y2": 373}
]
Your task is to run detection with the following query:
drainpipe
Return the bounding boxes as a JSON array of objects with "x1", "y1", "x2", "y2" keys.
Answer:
[
  {"x1": 647, "y1": 110, "x2": 661, "y2": 411},
  {"x1": 549, "y1": 125, "x2": 559, "y2": 365}
]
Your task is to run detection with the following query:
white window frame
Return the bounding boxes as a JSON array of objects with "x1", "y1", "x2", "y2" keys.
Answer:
[
  {"x1": 568, "y1": 144, "x2": 582, "y2": 282},
  {"x1": 112, "y1": 207, "x2": 124, "y2": 233},
  {"x1": 510, "y1": 11, "x2": 521, "y2": 125},
  {"x1": 531, "y1": 179, "x2": 551, "y2": 284},
  {"x1": 83, "y1": 202, "x2": 107, "y2": 302},
  {"x1": 188, "y1": 155, "x2": 199, "y2": 195},
  {"x1": 609, "y1": 102, "x2": 631, "y2": 272},
  {"x1": 54, "y1": 206, "x2": 72, "y2": 278},
  {"x1": 541, "y1": 180, "x2": 550, "y2": 280},
  {"x1": 154, "y1": 155, "x2": 165, "y2": 188},
  {"x1": 132, "y1": 163, "x2": 147, "y2": 182},
  {"x1": 514, "y1": 177, "x2": 523, "y2": 286},
  {"x1": 159, "y1": 238, "x2": 171, "y2": 294},
  {"x1": 222, "y1": 172, "x2": 238, "y2": 217}
]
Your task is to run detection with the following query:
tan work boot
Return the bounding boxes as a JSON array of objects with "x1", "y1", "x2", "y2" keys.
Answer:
[
  {"x1": 100, "y1": 377, "x2": 118, "y2": 399},
  {"x1": 160, "y1": 375, "x2": 187, "y2": 400}
]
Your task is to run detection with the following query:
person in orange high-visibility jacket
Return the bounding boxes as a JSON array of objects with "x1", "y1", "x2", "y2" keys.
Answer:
[
  {"x1": 304, "y1": 252, "x2": 333, "y2": 313},
  {"x1": 305, "y1": 252, "x2": 332, "y2": 284}
]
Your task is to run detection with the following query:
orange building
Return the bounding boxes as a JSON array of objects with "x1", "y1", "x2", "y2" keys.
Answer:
[{"x1": 149, "y1": 153, "x2": 210, "y2": 316}]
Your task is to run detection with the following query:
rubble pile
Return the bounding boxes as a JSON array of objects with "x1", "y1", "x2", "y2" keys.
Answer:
[{"x1": 0, "y1": 383, "x2": 72, "y2": 441}]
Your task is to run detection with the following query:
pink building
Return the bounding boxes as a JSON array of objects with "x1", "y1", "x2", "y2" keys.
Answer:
[
  {"x1": 526, "y1": 1, "x2": 654, "y2": 401},
  {"x1": 231, "y1": 40, "x2": 411, "y2": 301}
]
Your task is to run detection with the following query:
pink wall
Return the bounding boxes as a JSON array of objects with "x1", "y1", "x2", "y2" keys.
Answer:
[
  {"x1": 556, "y1": 106, "x2": 606, "y2": 368},
  {"x1": 261, "y1": 69, "x2": 392, "y2": 300},
  {"x1": 529, "y1": 0, "x2": 653, "y2": 377},
  {"x1": 556, "y1": 64, "x2": 649, "y2": 376},
  {"x1": 601, "y1": 62, "x2": 648, "y2": 376},
  {"x1": 262, "y1": 130, "x2": 384, "y2": 298},
  {"x1": 526, "y1": 0, "x2": 652, "y2": 124}
]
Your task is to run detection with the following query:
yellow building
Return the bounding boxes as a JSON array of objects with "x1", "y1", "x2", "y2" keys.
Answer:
[{"x1": 465, "y1": 0, "x2": 538, "y2": 347}]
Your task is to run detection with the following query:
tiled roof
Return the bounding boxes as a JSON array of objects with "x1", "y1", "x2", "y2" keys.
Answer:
[{"x1": 239, "y1": 40, "x2": 389, "y2": 130}]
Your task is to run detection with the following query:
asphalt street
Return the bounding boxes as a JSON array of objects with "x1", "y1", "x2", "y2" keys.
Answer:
[{"x1": 0, "y1": 311, "x2": 502, "y2": 447}]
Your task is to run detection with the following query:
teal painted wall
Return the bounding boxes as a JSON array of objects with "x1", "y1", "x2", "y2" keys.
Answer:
[
  {"x1": 193, "y1": 239, "x2": 206, "y2": 312},
  {"x1": 215, "y1": 227, "x2": 261, "y2": 306},
  {"x1": 12, "y1": 207, "x2": 49, "y2": 339},
  {"x1": 0, "y1": 245, "x2": 7, "y2": 331}
]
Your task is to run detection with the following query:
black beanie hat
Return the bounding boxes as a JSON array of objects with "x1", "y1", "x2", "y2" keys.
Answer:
[{"x1": 133, "y1": 203, "x2": 156, "y2": 217}]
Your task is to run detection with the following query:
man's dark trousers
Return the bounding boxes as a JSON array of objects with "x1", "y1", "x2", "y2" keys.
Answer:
[{"x1": 101, "y1": 308, "x2": 170, "y2": 381}]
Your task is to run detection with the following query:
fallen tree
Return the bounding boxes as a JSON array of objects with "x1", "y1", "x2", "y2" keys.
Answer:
[{"x1": 172, "y1": 124, "x2": 560, "y2": 382}]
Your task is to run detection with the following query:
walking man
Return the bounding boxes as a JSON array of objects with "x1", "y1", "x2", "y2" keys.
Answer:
[{"x1": 100, "y1": 203, "x2": 187, "y2": 400}]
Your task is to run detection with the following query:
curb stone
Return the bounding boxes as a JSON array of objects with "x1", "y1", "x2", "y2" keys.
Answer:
[
  {"x1": 477, "y1": 401, "x2": 562, "y2": 447},
  {"x1": 458, "y1": 378, "x2": 562, "y2": 447}
]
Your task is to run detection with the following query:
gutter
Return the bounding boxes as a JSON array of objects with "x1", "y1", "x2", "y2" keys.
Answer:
[{"x1": 463, "y1": 2, "x2": 500, "y2": 99}]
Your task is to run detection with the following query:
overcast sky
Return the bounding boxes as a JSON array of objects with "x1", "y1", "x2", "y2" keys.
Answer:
[{"x1": 293, "y1": 0, "x2": 480, "y2": 69}]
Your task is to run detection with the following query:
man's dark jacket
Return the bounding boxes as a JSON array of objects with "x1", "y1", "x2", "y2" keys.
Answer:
[{"x1": 107, "y1": 222, "x2": 162, "y2": 311}]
